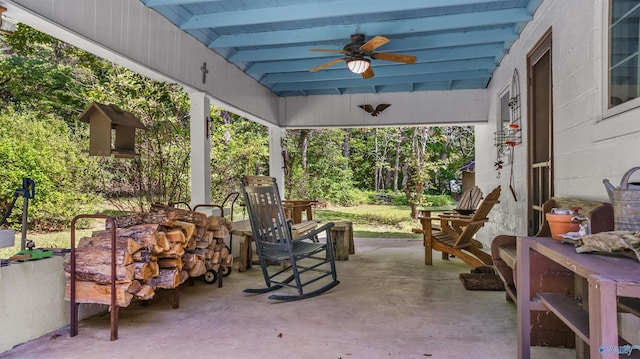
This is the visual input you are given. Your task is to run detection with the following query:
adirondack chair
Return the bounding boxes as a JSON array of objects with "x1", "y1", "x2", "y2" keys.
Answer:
[
  {"x1": 456, "y1": 186, "x2": 483, "y2": 212},
  {"x1": 419, "y1": 186, "x2": 501, "y2": 268},
  {"x1": 241, "y1": 175, "x2": 339, "y2": 301}
]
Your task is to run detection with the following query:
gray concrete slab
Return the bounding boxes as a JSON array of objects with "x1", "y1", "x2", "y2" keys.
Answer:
[{"x1": 0, "y1": 238, "x2": 574, "y2": 359}]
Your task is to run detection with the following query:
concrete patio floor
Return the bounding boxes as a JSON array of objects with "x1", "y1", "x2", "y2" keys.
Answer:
[{"x1": 0, "y1": 238, "x2": 574, "y2": 359}]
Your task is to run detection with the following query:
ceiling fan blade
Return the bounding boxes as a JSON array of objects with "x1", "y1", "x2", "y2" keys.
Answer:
[
  {"x1": 310, "y1": 49, "x2": 347, "y2": 53},
  {"x1": 371, "y1": 52, "x2": 417, "y2": 64},
  {"x1": 361, "y1": 67, "x2": 375, "y2": 79},
  {"x1": 360, "y1": 36, "x2": 389, "y2": 52},
  {"x1": 310, "y1": 58, "x2": 345, "y2": 72}
]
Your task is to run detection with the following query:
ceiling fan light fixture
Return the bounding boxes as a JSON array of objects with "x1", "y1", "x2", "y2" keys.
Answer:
[{"x1": 346, "y1": 57, "x2": 370, "y2": 74}]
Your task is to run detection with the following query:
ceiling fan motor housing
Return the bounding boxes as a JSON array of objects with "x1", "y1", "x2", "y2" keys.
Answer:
[{"x1": 344, "y1": 33, "x2": 366, "y2": 54}]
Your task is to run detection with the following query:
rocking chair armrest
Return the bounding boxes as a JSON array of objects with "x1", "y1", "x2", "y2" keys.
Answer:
[
  {"x1": 418, "y1": 216, "x2": 446, "y2": 221},
  {"x1": 292, "y1": 222, "x2": 335, "y2": 242}
]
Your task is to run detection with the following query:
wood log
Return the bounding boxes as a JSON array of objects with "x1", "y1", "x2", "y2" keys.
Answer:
[
  {"x1": 210, "y1": 227, "x2": 229, "y2": 239},
  {"x1": 159, "y1": 243, "x2": 185, "y2": 258},
  {"x1": 131, "y1": 249, "x2": 151, "y2": 262},
  {"x1": 71, "y1": 247, "x2": 132, "y2": 267},
  {"x1": 65, "y1": 280, "x2": 133, "y2": 307},
  {"x1": 205, "y1": 261, "x2": 220, "y2": 272},
  {"x1": 64, "y1": 263, "x2": 134, "y2": 284},
  {"x1": 195, "y1": 240, "x2": 211, "y2": 249},
  {"x1": 156, "y1": 268, "x2": 180, "y2": 289},
  {"x1": 108, "y1": 211, "x2": 175, "y2": 228},
  {"x1": 134, "y1": 284, "x2": 155, "y2": 300},
  {"x1": 179, "y1": 270, "x2": 189, "y2": 285},
  {"x1": 109, "y1": 212, "x2": 144, "y2": 229},
  {"x1": 222, "y1": 253, "x2": 233, "y2": 267},
  {"x1": 78, "y1": 236, "x2": 142, "y2": 255},
  {"x1": 92, "y1": 225, "x2": 159, "y2": 249},
  {"x1": 194, "y1": 248, "x2": 207, "y2": 259},
  {"x1": 195, "y1": 225, "x2": 206, "y2": 241},
  {"x1": 220, "y1": 245, "x2": 229, "y2": 258},
  {"x1": 126, "y1": 280, "x2": 142, "y2": 295},
  {"x1": 185, "y1": 236, "x2": 197, "y2": 251},
  {"x1": 202, "y1": 231, "x2": 214, "y2": 245},
  {"x1": 207, "y1": 216, "x2": 223, "y2": 230},
  {"x1": 148, "y1": 260, "x2": 159, "y2": 277},
  {"x1": 211, "y1": 250, "x2": 221, "y2": 264},
  {"x1": 166, "y1": 229, "x2": 186, "y2": 244},
  {"x1": 158, "y1": 257, "x2": 182, "y2": 269},
  {"x1": 172, "y1": 221, "x2": 196, "y2": 240},
  {"x1": 156, "y1": 232, "x2": 170, "y2": 251},
  {"x1": 133, "y1": 262, "x2": 152, "y2": 280},
  {"x1": 182, "y1": 253, "x2": 197, "y2": 270},
  {"x1": 144, "y1": 277, "x2": 157, "y2": 289},
  {"x1": 127, "y1": 224, "x2": 164, "y2": 249},
  {"x1": 188, "y1": 259, "x2": 207, "y2": 277},
  {"x1": 150, "y1": 203, "x2": 208, "y2": 227}
]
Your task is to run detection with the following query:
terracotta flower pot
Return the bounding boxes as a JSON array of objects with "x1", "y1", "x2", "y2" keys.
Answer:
[{"x1": 546, "y1": 213, "x2": 580, "y2": 240}]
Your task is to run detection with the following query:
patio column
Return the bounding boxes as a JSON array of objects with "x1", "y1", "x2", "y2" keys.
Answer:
[
  {"x1": 189, "y1": 92, "x2": 211, "y2": 207},
  {"x1": 268, "y1": 125, "x2": 285, "y2": 198}
]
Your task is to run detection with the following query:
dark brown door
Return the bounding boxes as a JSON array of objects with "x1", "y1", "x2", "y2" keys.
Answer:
[{"x1": 527, "y1": 30, "x2": 553, "y2": 236}]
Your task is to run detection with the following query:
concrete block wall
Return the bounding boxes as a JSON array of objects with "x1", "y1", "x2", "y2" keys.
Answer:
[
  {"x1": 0, "y1": 257, "x2": 104, "y2": 353},
  {"x1": 476, "y1": 0, "x2": 640, "y2": 244}
]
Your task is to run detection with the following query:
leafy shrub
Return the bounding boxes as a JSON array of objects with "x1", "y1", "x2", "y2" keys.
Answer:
[
  {"x1": 422, "y1": 194, "x2": 453, "y2": 207},
  {"x1": 0, "y1": 109, "x2": 100, "y2": 230},
  {"x1": 328, "y1": 183, "x2": 368, "y2": 206}
]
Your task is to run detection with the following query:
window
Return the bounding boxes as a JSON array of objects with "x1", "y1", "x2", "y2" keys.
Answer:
[
  {"x1": 500, "y1": 89, "x2": 511, "y2": 124},
  {"x1": 608, "y1": 0, "x2": 640, "y2": 109}
]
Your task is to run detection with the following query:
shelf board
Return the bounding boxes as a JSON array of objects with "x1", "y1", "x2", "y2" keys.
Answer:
[
  {"x1": 538, "y1": 292, "x2": 589, "y2": 343},
  {"x1": 618, "y1": 296, "x2": 640, "y2": 317},
  {"x1": 498, "y1": 245, "x2": 517, "y2": 268}
]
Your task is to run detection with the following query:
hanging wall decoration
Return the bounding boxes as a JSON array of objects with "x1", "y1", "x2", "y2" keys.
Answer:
[{"x1": 493, "y1": 68, "x2": 522, "y2": 201}]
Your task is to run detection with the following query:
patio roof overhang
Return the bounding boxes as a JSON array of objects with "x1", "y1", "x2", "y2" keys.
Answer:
[{"x1": 1, "y1": 0, "x2": 540, "y2": 129}]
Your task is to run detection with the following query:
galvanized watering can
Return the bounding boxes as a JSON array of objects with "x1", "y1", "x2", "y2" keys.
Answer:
[{"x1": 603, "y1": 167, "x2": 640, "y2": 230}]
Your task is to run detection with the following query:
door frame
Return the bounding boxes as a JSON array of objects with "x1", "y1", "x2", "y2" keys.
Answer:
[{"x1": 527, "y1": 28, "x2": 553, "y2": 235}]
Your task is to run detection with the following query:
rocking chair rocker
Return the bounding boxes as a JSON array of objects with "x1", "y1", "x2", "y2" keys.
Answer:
[{"x1": 241, "y1": 176, "x2": 339, "y2": 301}]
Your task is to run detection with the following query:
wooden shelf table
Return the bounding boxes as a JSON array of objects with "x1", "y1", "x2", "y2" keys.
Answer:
[{"x1": 517, "y1": 236, "x2": 640, "y2": 359}]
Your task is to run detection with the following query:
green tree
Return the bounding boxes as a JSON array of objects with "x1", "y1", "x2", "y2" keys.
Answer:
[
  {"x1": 0, "y1": 109, "x2": 100, "y2": 230},
  {"x1": 87, "y1": 68, "x2": 192, "y2": 211},
  {"x1": 209, "y1": 109, "x2": 269, "y2": 203}
]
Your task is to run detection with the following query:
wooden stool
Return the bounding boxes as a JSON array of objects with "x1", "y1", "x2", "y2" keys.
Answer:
[
  {"x1": 330, "y1": 221, "x2": 354, "y2": 260},
  {"x1": 231, "y1": 230, "x2": 254, "y2": 272}
]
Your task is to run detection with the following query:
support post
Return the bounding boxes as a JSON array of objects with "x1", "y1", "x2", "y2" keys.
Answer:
[
  {"x1": 268, "y1": 125, "x2": 285, "y2": 197},
  {"x1": 189, "y1": 92, "x2": 211, "y2": 208}
]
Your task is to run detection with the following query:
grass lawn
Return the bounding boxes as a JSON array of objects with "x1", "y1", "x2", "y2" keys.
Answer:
[
  {"x1": 315, "y1": 204, "x2": 425, "y2": 239},
  {"x1": 0, "y1": 204, "x2": 431, "y2": 259}
]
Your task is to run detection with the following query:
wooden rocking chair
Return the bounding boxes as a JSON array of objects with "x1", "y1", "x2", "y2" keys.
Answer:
[
  {"x1": 418, "y1": 186, "x2": 501, "y2": 268},
  {"x1": 241, "y1": 175, "x2": 339, "y2": 301}
]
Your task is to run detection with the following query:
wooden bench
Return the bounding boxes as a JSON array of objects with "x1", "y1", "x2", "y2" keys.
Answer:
[
  {"x1": 232, "y1": 220, "x2": 319, "y2": 272},
  {"x1": 291, "y1": 220, "x2": 319, "y2": 238},
  {"x1": 491, "y1": 197, "x2": 613, "y2": 348}
]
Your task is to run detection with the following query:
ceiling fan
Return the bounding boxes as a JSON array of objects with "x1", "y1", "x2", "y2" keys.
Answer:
[{"x1": 309, "y1": 34, "x2": 417, "y2": 79}]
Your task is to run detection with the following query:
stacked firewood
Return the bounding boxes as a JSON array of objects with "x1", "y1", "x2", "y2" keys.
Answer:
[{"x1": 64, "y1": 204, "x2": 233, "y2": 307}]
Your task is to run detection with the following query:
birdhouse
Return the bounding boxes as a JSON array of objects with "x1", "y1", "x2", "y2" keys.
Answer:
[{"x1": 78, "y1": 102, "x2": 146, "y2": 158}]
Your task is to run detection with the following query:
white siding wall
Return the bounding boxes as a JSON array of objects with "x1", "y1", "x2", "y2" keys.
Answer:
[
  {"x1": 281, "y1": 90, "x2": 490, "y2": 128},
  {"x1": 476, "y1": 0, "x2": 640, "y2": 244}
]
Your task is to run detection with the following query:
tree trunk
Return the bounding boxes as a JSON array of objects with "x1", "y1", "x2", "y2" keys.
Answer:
[
  {"x1": 342, "y1": 129, "x2": 350, "y2": 170},
  {"x1": 300, "y1": 129, "x2": 309, "y2": 170},
  {"x1": 393, "y1": 133, "x2": 402, "y2": 192}
]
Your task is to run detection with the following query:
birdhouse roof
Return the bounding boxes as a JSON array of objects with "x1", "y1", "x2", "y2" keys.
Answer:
[{"x1": 78, "y1": 102, "x2": 147, "y2": 130}]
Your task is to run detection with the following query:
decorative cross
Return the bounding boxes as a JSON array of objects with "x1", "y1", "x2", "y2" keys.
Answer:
[{"x1": 201, "y1": 62, "x2": 209, "y2": 84}]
